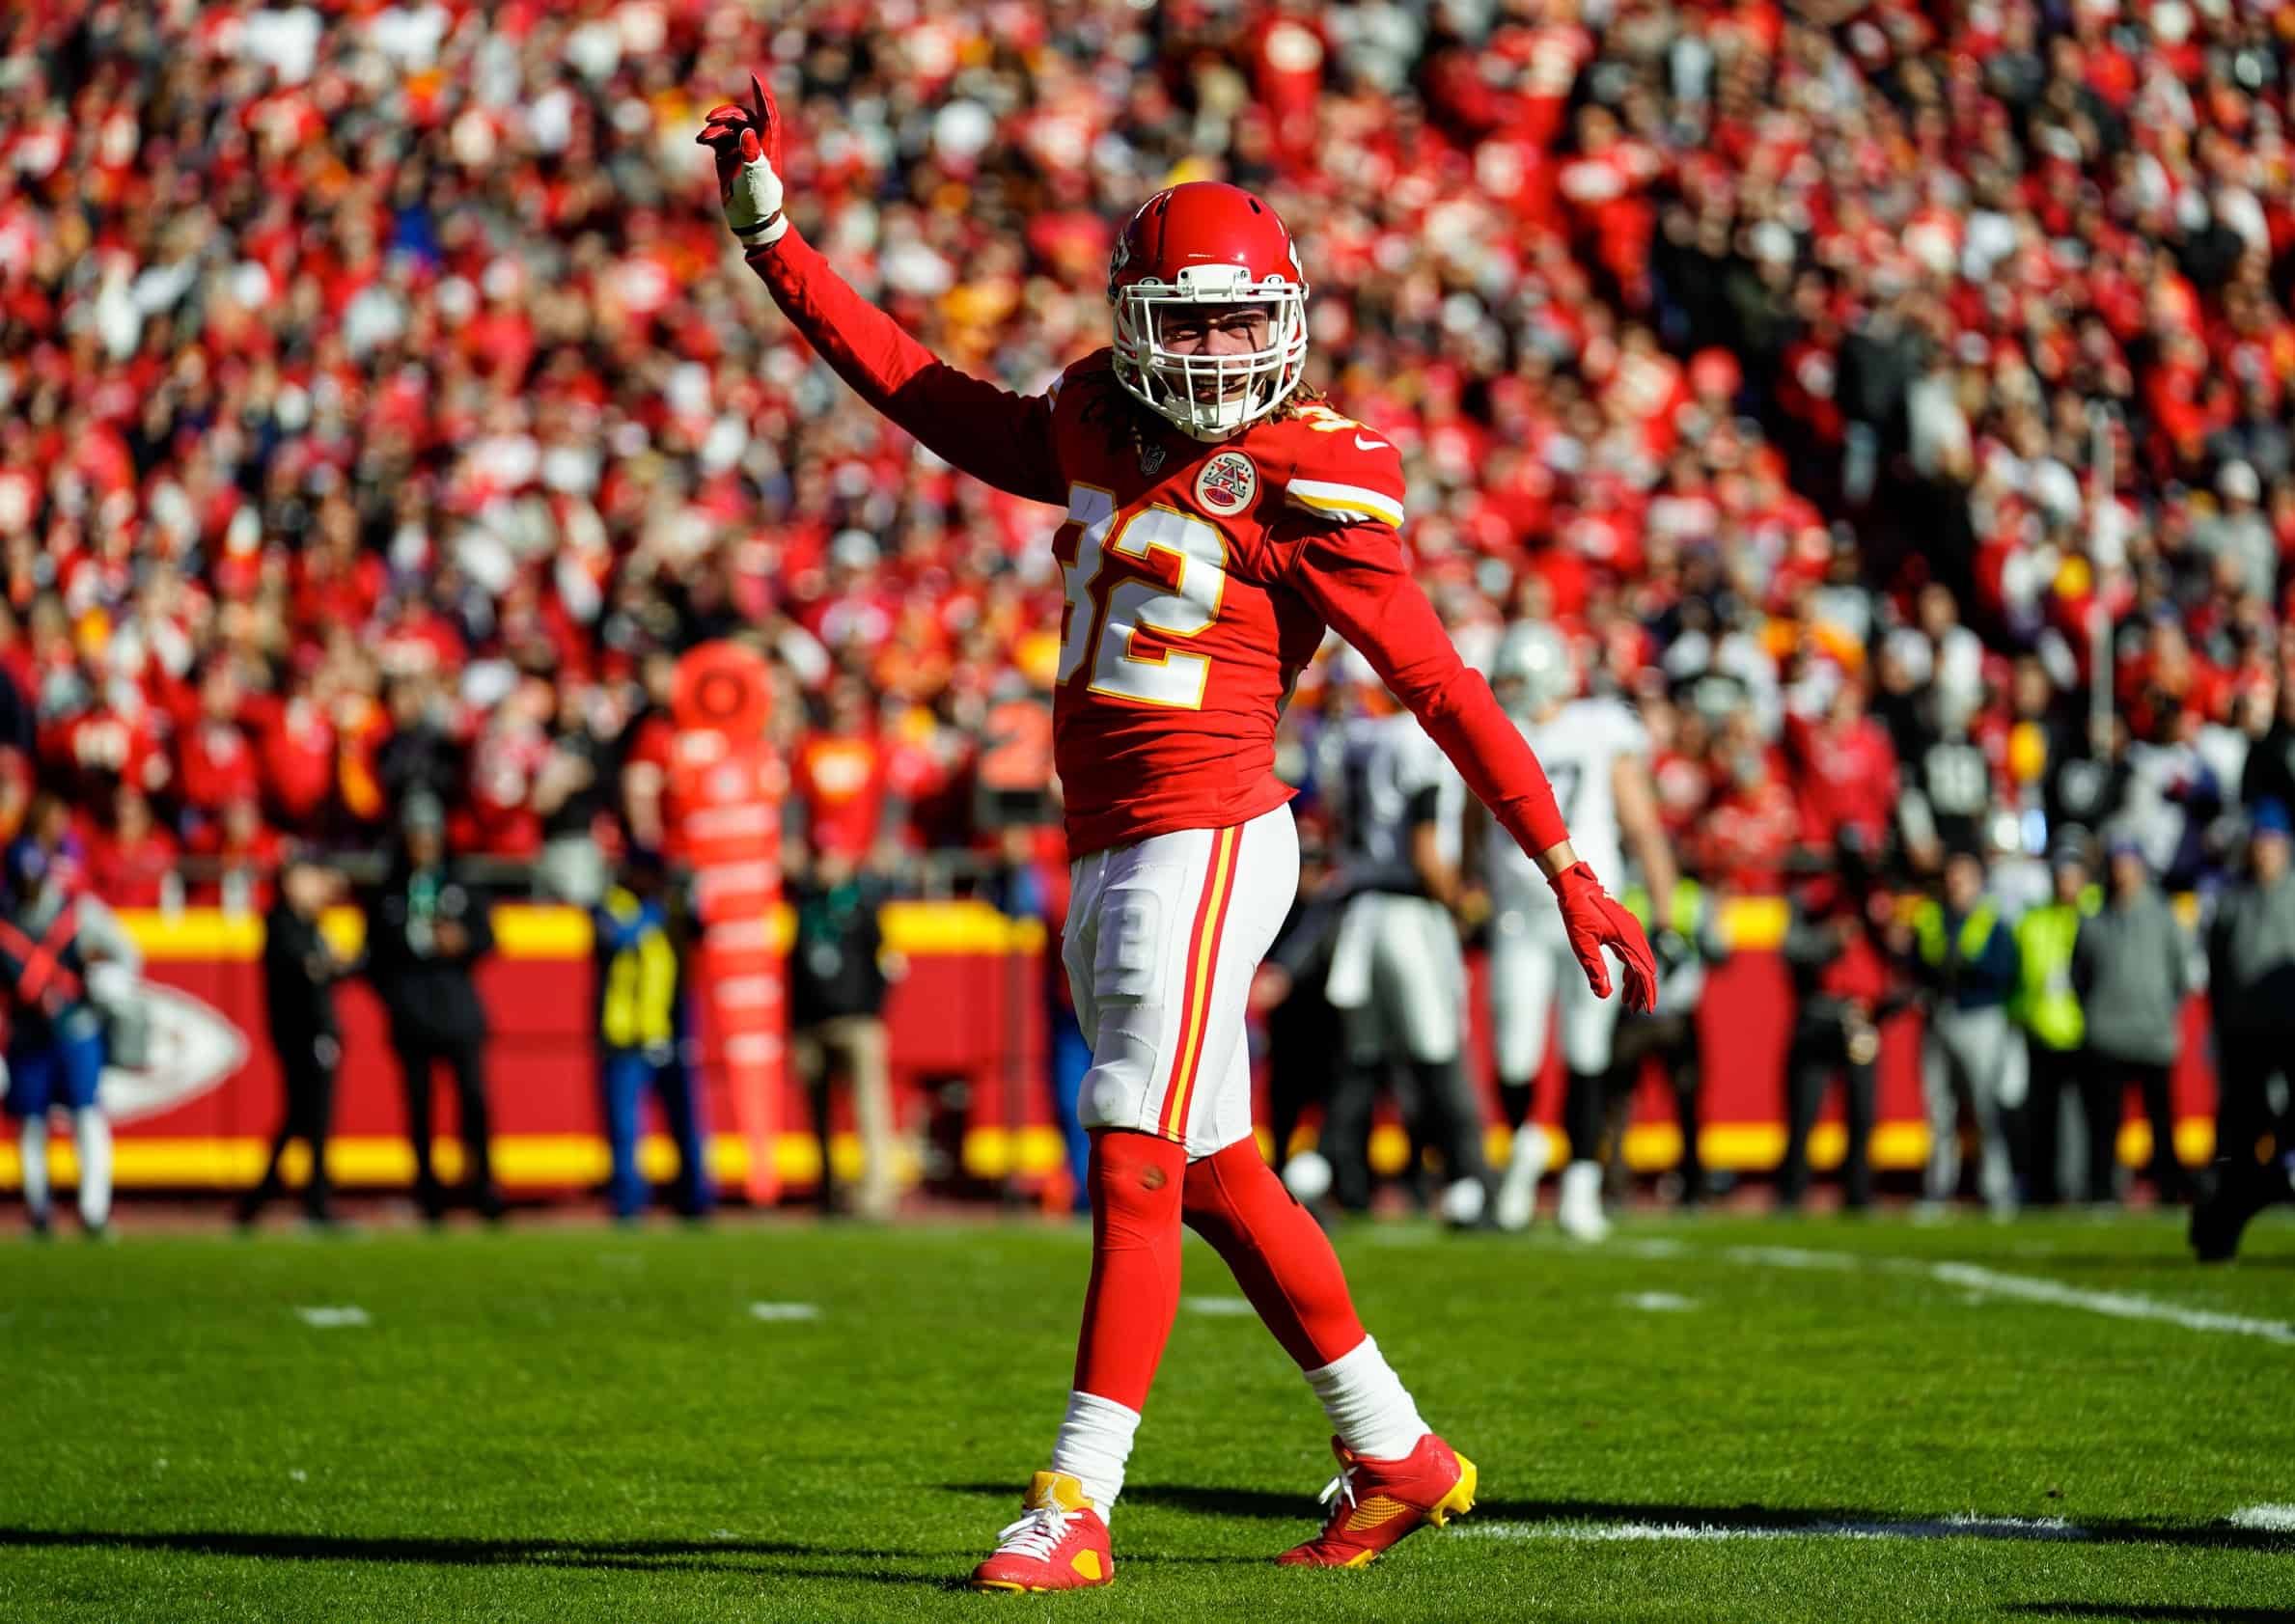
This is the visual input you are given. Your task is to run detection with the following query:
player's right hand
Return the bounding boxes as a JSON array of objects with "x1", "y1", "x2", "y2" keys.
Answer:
[
  {"x1": 696, "y1": 73, "x2": 788, "y2": 246},
  {"x1": 1549, "y1": 861, "x2": 1659, "y2": 1014}
]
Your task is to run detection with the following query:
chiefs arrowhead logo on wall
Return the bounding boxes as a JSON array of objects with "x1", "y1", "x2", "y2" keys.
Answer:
[{"x1": 97, "y1": 981, "x2": 249, "y2": 1124}]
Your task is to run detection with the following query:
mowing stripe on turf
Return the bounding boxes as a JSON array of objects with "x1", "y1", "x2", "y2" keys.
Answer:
[
  {"x1": 1462, "y1": 1513, "x2": 2092, "y2": 1544},
  {"x1": 1614, "y1": 1240, "x2": 2295, "y2": 1346}
]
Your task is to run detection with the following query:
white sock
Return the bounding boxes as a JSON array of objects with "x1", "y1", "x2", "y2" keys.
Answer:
[
  {"x1": 1305, "y1": 1335, "x2": 1427, "y2": 1462},
  {"x1": 19, "y1": 1115, "x2": 50, "y2": 1220},
  {"x1": 73, "y1": 1109, "x2": 112, "y2": 1228},
  {"x1": 1048, "y1": 1390, "x2": 1141, "y2": 1520}
]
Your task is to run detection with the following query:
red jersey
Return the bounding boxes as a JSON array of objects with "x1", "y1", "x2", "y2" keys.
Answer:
[
  {"x1": 792, "y1": 729, "x2": 890, "y2": 859},
  {"x1": 747, "y1": 233, "x2": 1570, "y2": 863}
]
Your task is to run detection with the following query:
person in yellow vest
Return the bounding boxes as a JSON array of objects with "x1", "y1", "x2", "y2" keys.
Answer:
[
  {"x1": 2014, "y1": 833, "x2": 2100, "y2": 1206},
  {"x1": 594, "y1": 850, "x2": 711, "y2": 1222},
  {"x1": 1912, "y1": 848, "x2": 2022, "y2": 1215}
]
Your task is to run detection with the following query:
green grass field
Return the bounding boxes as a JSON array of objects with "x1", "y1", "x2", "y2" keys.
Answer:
[{"x1": 2, "y1": 1205, "x2": 2290, "y2": 1623}]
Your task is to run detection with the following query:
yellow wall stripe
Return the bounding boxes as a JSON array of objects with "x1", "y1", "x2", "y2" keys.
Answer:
[
  {"x1": 0, "y1": 1117, "x2": 2214, "y2": 1194},
  {"x1": 124, "y1": 900, "x2": 1035, "y2": 963}
]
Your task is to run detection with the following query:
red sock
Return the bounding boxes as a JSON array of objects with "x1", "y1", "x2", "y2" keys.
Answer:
[
  {"x1": 1072, "y1": 1129, "x2": 1188, "y2": 1410},
  {"x1": 1182, "y1": 1139, "x2": 1367, "y2": 1370}
]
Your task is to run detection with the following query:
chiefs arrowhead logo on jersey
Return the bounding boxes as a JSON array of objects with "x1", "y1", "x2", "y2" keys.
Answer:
[{"x1": 1194, "y1": 451, "x2": 1257, "y2": 517}]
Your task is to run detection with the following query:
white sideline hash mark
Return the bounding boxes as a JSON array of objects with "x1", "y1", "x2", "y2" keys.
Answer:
[
  {"x1": 748, "y1": 1302, "x2": 822, "y2": 1322},
  {"x1": 1620, "y1": 1291, "x2": 1697, "y2": 1312},
  {"x1": 2228, "y1": 1504, "x2": 2295, "y2": 1531},
  {"x1": 1183, "y1": 1296, "x2": 1258, "y2": 1317},
  {"x1": 295, "y1": 1306, "x2": 369, "y2": 1329},
  {"x1": 1464, "y1": 1513, "x2": 2089, "y2": 1544}
]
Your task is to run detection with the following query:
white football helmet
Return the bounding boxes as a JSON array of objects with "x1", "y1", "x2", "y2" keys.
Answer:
[{"x1": 1492, "y1": 622, "x2": 1576, "y2": 718}]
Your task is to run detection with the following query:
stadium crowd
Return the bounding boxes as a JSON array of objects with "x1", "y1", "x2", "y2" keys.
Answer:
[{"x1": 3, "y1": 1, "x2": 2295, "y2": 1224}]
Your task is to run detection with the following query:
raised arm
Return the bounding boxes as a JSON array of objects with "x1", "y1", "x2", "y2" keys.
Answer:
[{"x1": 699, "y1": 76, "x2": 1062, "y2": 505}]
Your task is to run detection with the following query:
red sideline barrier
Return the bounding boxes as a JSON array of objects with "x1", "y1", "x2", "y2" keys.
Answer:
[{"x1": 0, "y1": 905, "x2": 2220, "y2": 1195}]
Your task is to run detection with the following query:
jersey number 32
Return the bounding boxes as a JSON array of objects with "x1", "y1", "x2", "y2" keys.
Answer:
[{"x1": 1053, "y1": 482, "x2": 1230, "y2": 710}]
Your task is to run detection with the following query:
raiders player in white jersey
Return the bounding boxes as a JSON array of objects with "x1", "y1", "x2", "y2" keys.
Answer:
[
  {"x1": 1468, "y1": 623, "x2": 1677, "y2": 1239},
  {"x1": 1316, "y1": 661, "x2": 1490, "y2": 1226}
]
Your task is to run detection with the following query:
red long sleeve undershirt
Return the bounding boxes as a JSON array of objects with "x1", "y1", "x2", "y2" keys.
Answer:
[
  {"x1": 1286, "y1": 528, "x2": 1571, "y2": 862},
  {"x1": 745, "y1": 229, "x2": 1572, "y2": 867},
  {"x1": 744, "y1": 232, "x2": 1062, "y2": 505}
]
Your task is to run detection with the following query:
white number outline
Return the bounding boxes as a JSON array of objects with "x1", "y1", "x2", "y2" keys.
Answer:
[
  {"x1": 1054, "y1": 482, "x2": 1117, "y2": 687},
  {"x1": 1052, "y1": 484, "x2": 1231, "y2": 711}
]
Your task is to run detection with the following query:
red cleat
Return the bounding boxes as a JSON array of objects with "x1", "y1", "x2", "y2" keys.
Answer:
[
  {"x1": 970, "y1": 1471, "x2": 1115, "y2": 1592},
  {"x1": 1275, "y1": 1433, "x2": 1477, "y2": 1568}
]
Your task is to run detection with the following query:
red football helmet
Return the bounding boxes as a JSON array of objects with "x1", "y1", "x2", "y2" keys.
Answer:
[{"x1": 1107, "y1": 181, "x2": 1310, "y2": 440}]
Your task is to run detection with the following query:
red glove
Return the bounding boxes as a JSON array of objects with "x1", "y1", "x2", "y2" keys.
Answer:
[
  {"x1": 1549, "y1": 862, "x2": 1659, "y2": 1013},
  {"x1": 696, "y1": 74, "x2": 788, "y2": 246}
]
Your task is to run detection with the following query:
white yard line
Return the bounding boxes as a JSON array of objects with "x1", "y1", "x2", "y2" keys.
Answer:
[
  {"x1": 1613, "y1": 1239, "x2": 2295, "y2": 1347},
  {"x1": 1922, "y1": 1262, "x2": 2295, "y2": 1346},
  {"x1": 2228, "y1": 1505, "x2": 2295, "y2": 1531},
  {"x1": 1463, "y1": 1513, "x2": 2091, "y2": 1544}
]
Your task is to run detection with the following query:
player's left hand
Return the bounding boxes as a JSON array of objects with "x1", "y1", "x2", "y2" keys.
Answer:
[{"x1": 1549, "y1": 862, "x2": 1658, "y2": 1013}]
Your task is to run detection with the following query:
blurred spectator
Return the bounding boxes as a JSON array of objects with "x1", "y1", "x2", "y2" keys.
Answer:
[
  {"x1": 792, "y1": 674, "x2": 902, "y2": 867},
  {"x1": 2016, "y1": 835, "x2": 2101, "y2": 1207},
  {"x1": 789, "y1": 848, "x2": 902, "y2": 1220},
  {"x1": 2207, "y1": 801, "x2": 2295, "y2": 1170},
  {"x1": 1913, "y1": 850, "x2": 2022, "y2": 1216},
  {"x1": 592, "y1": 851, "x2": 709, "y2": 1222},
  {"x1": 2, "y1": 833, "x2": 138, "y2": 1239},
  {"x1": 1784, "y1": 681, "x2": 1898, "y2": 858},
  {"x1": 187, "y1": 792, "x2": 282, "y2": 913},
  {"x1": 85, "y1": 784, "x2": 177, "y2": 910},
  {"x1": 532, "y1": 675, "x2": 617, "y2": 905},
  {"x1": 1777, "y1": 872, "x2": 1894, "y2": 1213},
  {"x1": 238, "y1": 855, "x2": 349, "y2": 1229},
  {"x1": 2074, "y1": 836, "x2": 2193, "y2": 1205},
  {"x1": 365, "y1": 793, "x2": 501, "y2": 1223}
]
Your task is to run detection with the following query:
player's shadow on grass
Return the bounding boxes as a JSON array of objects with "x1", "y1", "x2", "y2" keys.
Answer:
[
  {"x1": 945, "y1": 1486, "x2": 2295, "y2": 1555},
  {"x1": 0, "y1": 1527, "x2": 961, "y2": 1580}
]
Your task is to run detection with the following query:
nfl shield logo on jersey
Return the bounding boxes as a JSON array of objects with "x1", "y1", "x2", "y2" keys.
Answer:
[{"x1": 1194, "y1": 451, "x2": 1257, "y2": 516}]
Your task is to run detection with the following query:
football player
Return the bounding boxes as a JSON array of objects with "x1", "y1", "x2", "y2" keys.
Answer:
[
  {"x1": 699, "y1": 80, "x2": 1654, "y2": 1591},
  {"x1": 1475, "y1": 622, "x2": 1676, "y2": 1240},
  {"x1": 1317, "y1": 655, "x2": 1490, "y2": 1226}
]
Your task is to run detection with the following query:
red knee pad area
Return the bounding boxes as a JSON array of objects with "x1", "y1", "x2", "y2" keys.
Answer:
[{"x1": 1072, "y1": 1130, "x2": 1188, "y2": 1409}]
